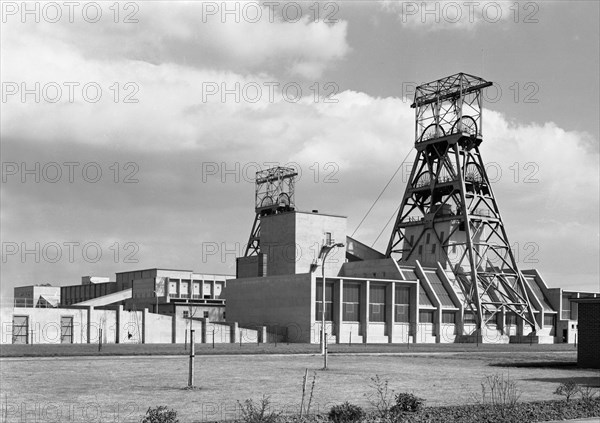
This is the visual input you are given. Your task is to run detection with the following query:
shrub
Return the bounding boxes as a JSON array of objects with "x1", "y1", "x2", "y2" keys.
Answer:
[
  {"x1": 328, "y1": 402, "x2": 365, "y2": 423},
  {"x1": 579, "y1": 385, "x2": 598, "y2": 406},
  {"x1": 554, "y1": 379, "x2": 580, "y2": 402},
  {"x1": 141, "y1": 406, "x2": 179, "y2": 423},
  {"x1": 390, "y1": 392, "x2": 425, "y2": 414},
  {"x1": 364, "y1": 374, "x2": 395, "y2": 417},
  {"x1": 238, "y1": 395, "x2": 281, "y2": 423}
]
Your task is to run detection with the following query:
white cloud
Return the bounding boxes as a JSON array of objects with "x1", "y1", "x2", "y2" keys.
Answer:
[
  {"x1": 1, "y1": 1, "x2": 349, "y2": 78},
  {"x1": 381, "y1": 1, "x2": 536, "y2": 31}
]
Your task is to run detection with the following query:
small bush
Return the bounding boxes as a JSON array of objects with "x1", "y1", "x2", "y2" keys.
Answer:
[
  {"x1": 390, "y1": 392, "x2": 425, "y2": 414},
  {"x1": 141, "y1": 406, "x2": 179, "y2": 423},
  {"x1": 554, "y1": 379, "x2": 580, "y2": 402},
  {"x1": 328, "y1": 402, "x2": 365, "y2": 423},
  {"x1": 364, "y1": 374, "x2": 395, "y2": 417},
  {"x1": 238, "y1": 395, "x2": 281, "y2": 423},
  {"x1": 579, "y1": 385, "x2": 598, "y2": 406}
]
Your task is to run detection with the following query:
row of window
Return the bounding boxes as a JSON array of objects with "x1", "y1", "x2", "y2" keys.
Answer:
[{"x1": 316, "y1": 284, "x2": 414, "y2": 323}]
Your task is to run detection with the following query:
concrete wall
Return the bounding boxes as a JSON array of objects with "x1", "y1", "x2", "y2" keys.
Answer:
[
  {"x1": 143, "y1": 311, "x2": 173, "y2": 343},
  {"x1": 223, "y1": 273, "x2": 313, "y2": 342},
  {"x1": 260, "y1": 211, "x2": 347, "y2": 277},
  {"x1": 1, "y1": 306, "x2": 234, "y2": 345}
]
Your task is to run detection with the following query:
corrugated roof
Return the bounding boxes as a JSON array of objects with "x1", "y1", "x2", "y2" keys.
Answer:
[
  {"x1": 425, "y1": 271, "x2": 456, "y2": 308},
  {"x1": 525, "y1": 276, "x2": 554, "y2": 312},
  {"x1": 419, "y1": 285, "x2": 433, "y2": 307},
  {"x1": 401, "y1": 268, "x2": 418, "y2": 281}
]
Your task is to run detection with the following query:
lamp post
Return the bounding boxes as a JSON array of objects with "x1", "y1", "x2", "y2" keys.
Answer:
[{"x1": 318, "y1": 242, "x2": 344, "y2": 367}]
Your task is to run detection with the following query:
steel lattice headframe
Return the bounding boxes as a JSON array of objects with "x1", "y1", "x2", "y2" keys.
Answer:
[
  {"x1": 244, "y1": 166, "x2": 297, "y2": 257},
  {"x1": 387, "y1": 72, "x2": 539, "y2": 333}
]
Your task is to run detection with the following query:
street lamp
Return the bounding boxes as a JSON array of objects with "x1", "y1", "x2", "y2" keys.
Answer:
[{"x1": 318, "y1": 241, "x2": 344, "y2": 368}]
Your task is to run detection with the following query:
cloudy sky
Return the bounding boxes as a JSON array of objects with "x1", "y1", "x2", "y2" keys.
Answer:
[{"x1": 1, "y1": 0, "x2": 598, "y2": 300}]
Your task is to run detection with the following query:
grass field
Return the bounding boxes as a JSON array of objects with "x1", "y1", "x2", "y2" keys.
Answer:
[
  {"x1": 1, "y1": 345, "x2": 599, "y2": 423},
  {"x1": 0, "y1": 341, "x2": 578, "y2": 358}
]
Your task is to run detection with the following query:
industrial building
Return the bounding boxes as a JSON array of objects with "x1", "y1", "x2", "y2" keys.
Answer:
[
  {"x1": 224, "y1": 73, "x2": 599, "y2": 344},
  {"x1": 13, "y1": 284, "x2": 61, "y2": 308},
  {"x1": 3, "y1": 73, "x2": 598, "y2": 346}
]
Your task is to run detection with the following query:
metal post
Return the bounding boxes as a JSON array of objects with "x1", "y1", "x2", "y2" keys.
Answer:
[
  {"x1": 324, "y1": 331, "x2": 328, "y2": 369},
  {"x1": 188, "y1": 329, "x2": 195, "y2": 387},
  {"x1": 318, "y1": 242, "x2": 344, "y2": 359},
  {"x1": 98, "y1": 328, "x2": 102, "y2": 352},
  {"x1": 239, "y1": 329, "x2": 242, "y2": 348},
  {"x1": 212, "y1": 329, "x2": 215, "y2": 349},
  {"x1": 185, "y1": 329, "x2": 188, "y2": 350},
  {"x1": 321, "y1": 263, "x2": 326, "y2": 355}
]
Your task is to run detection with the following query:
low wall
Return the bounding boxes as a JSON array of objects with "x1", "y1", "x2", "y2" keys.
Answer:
[{"x1": 1, "y1": 307, "x2": 267, "y2": 345}]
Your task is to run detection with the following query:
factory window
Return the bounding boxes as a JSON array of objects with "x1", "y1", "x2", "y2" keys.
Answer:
[
  {"x1": 325, "y1": 232, "x2": 332, "y2": 245},
  {"x1": 395, "y1": 286, "x2": 411, "y2": 323},
  {"x1": 409, "y1": 235, "x2": 414, "y2": 246},
  {"x1": 442, "y1": 311, "x2": 455, "y2": 324},
  {"x1": 426, "y1": 233, "x2": 430, "y2": 244},
  {"x1": 432, "y1": 244, "x2": 437, "y2": 254},
  {"x1": 484, "y1": 311, "x2": 499, "y2": 326},
  {"x1": 343, "y1": 284, "x2": 360, "y2": 321},
  {"x1": 183, "y1": 311, "x2": 189, "y2": 318},
  {"x1": 316, "y1": 281, "x2": 334, "y2": 321},
  {"x1": 12, "y1": 316, "x2": 28, "y2": 344},
  {"x1": 544, "y1": 314, "x2": 556, "y2": 327},
  {"x1": 203, "y1": 311, "x2": 209, "y2": 318},
  {"x1": 418, "y1": 245, "x2": 423, "y2": 255},
  {"x1": 61, "y1": 316, "x2": 73, "y2": 344},
  {"x1": 463, "y1": 311, "x2": 477, "y2": 324},
  {"x1": 561, "y1": 296, "x2": 572, "y2": 320},
  {"x1": 419, "y1": 310, "x2": 434, "y2": 323},
  {"x1": 506, "y1": 313, "x2": 517, "y2": 326},
  {"x1": 369, "y1": 285, "x2": 386, "y2": 322}
]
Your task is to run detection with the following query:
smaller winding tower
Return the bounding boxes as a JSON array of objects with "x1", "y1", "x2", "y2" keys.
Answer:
[{"x1": 244, "y1": 166, "x2": 298, "y2": 256}]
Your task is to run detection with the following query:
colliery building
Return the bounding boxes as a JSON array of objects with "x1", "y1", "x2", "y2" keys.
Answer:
[{"x1": 3, "y1": 73, "x2": 598, "y2": 348}]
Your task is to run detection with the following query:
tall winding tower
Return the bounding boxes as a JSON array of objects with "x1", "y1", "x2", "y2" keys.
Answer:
[
  {"x1": 244, "y1": 166, "x2": 297, "y2": 256},
  {"x1": 386, "y1": 73, "x2": 539, "y2": 334}
]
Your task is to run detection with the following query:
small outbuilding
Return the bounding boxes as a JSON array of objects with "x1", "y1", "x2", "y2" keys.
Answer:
[{"x1": 575, "y1": 298, "x2": 600, "y2": 368}]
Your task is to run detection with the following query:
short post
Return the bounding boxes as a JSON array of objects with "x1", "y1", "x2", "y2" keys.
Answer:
[
  {"x1": 212, "y1": 329, "x2": 215, "y2": 349},
  {"x1": 574, "y1": 333, "x2": 577, "y2": 348},
  {"x1": 185, "y1": 329, "x2": 188, "y2": 350},
  {"x1": 239, "y1": 329, "x2": 242, "y2": 348},
  {"x1": 98, "y1": 328, "x2": 103, "y2": 352},
  {"x1": 323, "y1": 332, "x2": 328, "y2": 369},
  {"x1": 257, "y1": 328, "x2": 260, "y2": 346},
  {"x1": 188, "y1": 329, "x2": 195, "y2": 387}
]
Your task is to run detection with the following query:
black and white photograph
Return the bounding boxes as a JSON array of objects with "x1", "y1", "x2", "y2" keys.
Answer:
[{"x1": 1, "y1": 1, "x2": 599, "y2": 422}]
